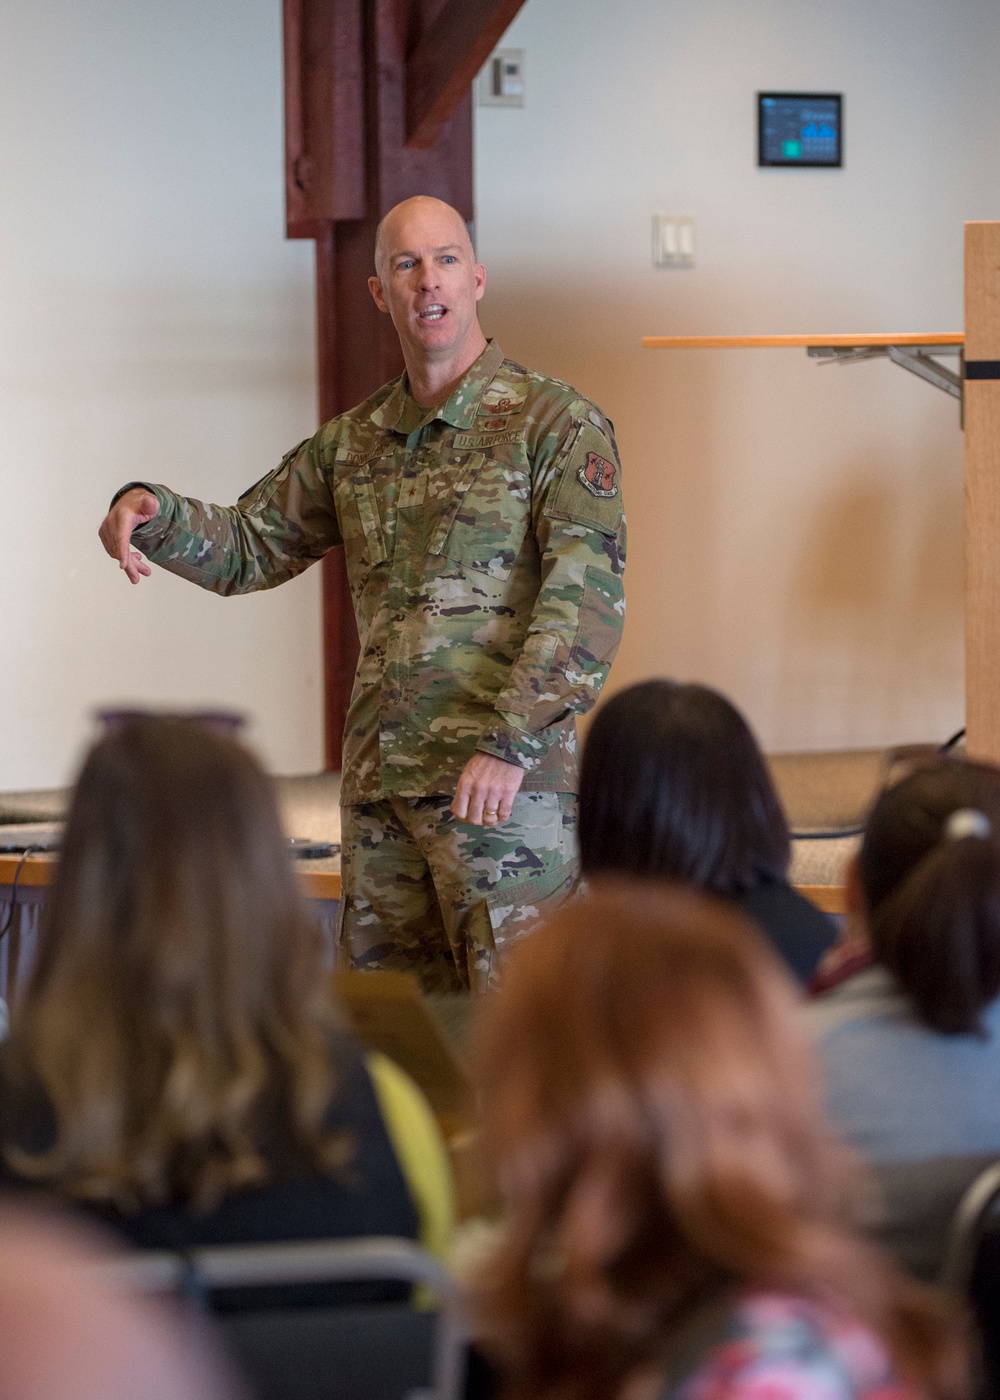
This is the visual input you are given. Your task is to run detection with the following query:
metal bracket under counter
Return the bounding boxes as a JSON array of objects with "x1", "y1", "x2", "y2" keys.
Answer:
[
  {"x1": 807, "y1": 341, "x2": 963, "y2": 403},
  {"x1": 642, "y1": 333, "x2": 967, "y2": 416}
]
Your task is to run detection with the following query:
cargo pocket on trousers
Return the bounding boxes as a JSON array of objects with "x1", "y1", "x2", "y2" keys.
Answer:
[{"x1": 465, "y1": 858, "x2": 579, "y2": 991}]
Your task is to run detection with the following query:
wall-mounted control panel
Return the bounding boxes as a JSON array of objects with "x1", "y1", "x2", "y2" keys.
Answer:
[{"x1": 758, "y1": 92, "x2": 842, "y2": 167}]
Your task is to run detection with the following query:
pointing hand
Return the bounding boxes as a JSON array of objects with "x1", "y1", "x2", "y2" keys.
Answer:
[{"x1": 98, "y1": 488, "x2": 159, "y2": 585}]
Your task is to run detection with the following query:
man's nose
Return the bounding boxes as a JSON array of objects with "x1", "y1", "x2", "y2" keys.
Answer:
[{"x1": 417, "y1": 261, "x2": 440, "y2": 289}]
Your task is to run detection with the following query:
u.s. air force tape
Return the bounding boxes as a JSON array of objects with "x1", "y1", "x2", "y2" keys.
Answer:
[{"x1": 965, "y1": 360, "x2": 1000, "y2": 380}]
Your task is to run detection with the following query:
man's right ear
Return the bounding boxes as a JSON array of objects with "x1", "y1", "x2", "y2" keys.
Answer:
[{"x1": 368, "y1": 275, "x2": 390, "y2": 314}]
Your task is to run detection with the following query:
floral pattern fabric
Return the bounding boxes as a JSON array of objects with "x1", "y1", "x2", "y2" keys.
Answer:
[{"x1": 675, "y1": 1293, "x2": 915, "y2": 1400}]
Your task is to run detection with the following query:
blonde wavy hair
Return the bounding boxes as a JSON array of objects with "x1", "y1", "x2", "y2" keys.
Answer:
[
  {"x1": 4, "y1": 717, "x2": 344, "y2": 1209},
  {"x1": 472, "y1": 881, "x2": 967, "y2": 1400}
]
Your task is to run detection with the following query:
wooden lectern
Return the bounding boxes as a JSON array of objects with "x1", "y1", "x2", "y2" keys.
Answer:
[{"x1": 963, "y1": 223, "x2": 1000, "y2": 762}]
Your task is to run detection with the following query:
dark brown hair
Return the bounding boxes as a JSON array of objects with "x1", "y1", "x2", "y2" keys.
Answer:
[
  {"x1": 859, "y1": 758, "x2": 1000, "y2": 1035},
  {"x1": 579, "y1": 681, "x2": 790, "y2": 896},
  {"x1": 4, "y1": 717, "x2": 343, "y2": 1207},
  {"x1": 472, "y1": 882, "x2": 965, "y2": 1400}
]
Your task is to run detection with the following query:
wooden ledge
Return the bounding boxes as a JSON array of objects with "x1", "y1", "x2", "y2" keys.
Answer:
[
  {"x1": 1, "y1": 854, "x2": 833, "y2": 917},
  {"x1": 300, "y1": 868, "x2": 342, "y2": 901},
  {"x1": 796, "y1": 883, "x2": 846, "y2": 916},
  {"x1": 642, "y1": 333, "x2": 965, "y2": 350},
  {"x1": 0, "y1": 853, "x2": 341, "y2": 902},
  {"x1": 0, "y1": 853, "x2": 57, "y2": 888}
]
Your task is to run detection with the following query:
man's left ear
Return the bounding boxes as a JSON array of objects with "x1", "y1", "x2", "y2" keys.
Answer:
[{"x1": 474, "y1": 262, "x2": 487, "y2": 301}]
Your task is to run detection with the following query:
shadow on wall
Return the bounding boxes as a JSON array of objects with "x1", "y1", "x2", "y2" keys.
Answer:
[
  {"x1": 778, "y1": 453, "x2": 964, "y2": 747},
  {"x1": 482, "y1": 277, "x2": 964, "y2": 751},
  {"x1": 483, "y1": 280, "x2": 724, "y2": 683}
]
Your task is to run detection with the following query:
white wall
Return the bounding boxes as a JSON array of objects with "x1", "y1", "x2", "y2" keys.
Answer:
[
  {"x1": 0, "y1": 0, "x2": 322, "y2": 789},
  {"x1": 476, "y1": 0, "x2": 1000, "y2": 752}
]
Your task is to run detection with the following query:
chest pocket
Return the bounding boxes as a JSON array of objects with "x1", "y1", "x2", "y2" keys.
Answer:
[
  {"x1": 427, "y1": 451, "x2": 530, "y2": 581},
  {"x1": 333, "y1": 466, "x2": 388, "y2": 587}
]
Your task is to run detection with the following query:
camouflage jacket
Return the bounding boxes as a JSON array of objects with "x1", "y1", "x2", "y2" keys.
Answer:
[{"x1": 125, "y1": 341, "x2": 626, "y2": 803}]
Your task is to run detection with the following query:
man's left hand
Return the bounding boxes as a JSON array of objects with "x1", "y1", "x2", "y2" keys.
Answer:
[{"x1": 451, "y1": 753, "x2": 525, "y2": 826}]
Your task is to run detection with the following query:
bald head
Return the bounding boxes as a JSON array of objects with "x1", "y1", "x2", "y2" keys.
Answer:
[
  {"x1": 374, "y1": 196, "x2": 473, "y2": 277},
  {"x1": 368, "y1": 195, "x2": 487, "y2": 397}
]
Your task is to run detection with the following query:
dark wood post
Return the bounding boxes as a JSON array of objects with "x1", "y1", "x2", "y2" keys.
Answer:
[{"x1": 284, "y1": 0, "x2": 526, "y2": 770}]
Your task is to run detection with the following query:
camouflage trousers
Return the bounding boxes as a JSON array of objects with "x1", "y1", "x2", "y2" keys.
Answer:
[{"x1": 335, "y1": 792, "x2": 578, "y2": 994}]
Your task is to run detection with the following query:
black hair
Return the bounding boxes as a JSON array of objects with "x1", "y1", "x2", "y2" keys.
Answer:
[
  {"x1": 859, "y1": 758, "x2": 1000, "y2": 1035},
  {"x1": 578, "y1": 680, "x2": 790, "y2": 897}
]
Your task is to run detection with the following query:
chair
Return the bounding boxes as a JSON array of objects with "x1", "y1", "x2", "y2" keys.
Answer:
[
  {"x1": 97, "y1": 1236, "x2": 468, "y2": 1400},
  {"x1": 939, "y1": 1160, "x2": 1000, "y2": 1399}
]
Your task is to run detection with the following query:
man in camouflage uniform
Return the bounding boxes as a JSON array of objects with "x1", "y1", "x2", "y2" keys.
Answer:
[{"x1": 99, "y1": 196, "x2": 625, "y2": 992}]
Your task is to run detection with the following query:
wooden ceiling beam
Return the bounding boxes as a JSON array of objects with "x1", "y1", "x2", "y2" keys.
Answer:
[{"x1": 405, "y1": 0, "x2": 527, "y2": 151}]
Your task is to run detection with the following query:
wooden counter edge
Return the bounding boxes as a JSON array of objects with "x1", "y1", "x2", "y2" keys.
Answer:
[
  {"x1": 0, "y1": 853, "x2": 342, "y2": 903},
  {"x1": 0, "y1": 853, "x2": 57, "y2": 887},
  {"x1": 795, "y1": 883, "x2": 846, "y2": 915},
  {"x1": 1, "y1": 854, "x2": 831, "y2": 914},
  {"x1": 299, "y1": 867, "x2": 342, "y2": 901},
  {"x1": 642, "y1": 332, "x2": 964, "y2": 350}
]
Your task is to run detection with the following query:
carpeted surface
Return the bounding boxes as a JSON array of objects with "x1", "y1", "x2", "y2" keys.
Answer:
[
  {"x1": 768, "y1": 749, "x2": 886, "y2": 835},
  {"x1": 0, "y1": 773, "x2": 344, "y2": 847}
]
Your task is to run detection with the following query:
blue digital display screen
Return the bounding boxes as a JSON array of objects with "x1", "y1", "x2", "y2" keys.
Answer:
[{"x1": 758, "y1": 92, "x2": 842, "y2": 167}]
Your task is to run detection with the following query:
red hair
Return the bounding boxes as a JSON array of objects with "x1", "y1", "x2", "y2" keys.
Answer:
[{"x1": 472, "y1": 881, "x2": 965, "y2": 1400}]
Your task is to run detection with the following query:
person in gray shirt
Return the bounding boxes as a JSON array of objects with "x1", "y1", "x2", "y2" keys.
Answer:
[{"x1": 809, "y1": 757, "x2": 1000, "y2": 1280}]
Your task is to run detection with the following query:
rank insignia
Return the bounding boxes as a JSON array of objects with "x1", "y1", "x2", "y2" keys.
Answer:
[{"x1": 578, "y1": 452, "x2": 618, "y2": 497}]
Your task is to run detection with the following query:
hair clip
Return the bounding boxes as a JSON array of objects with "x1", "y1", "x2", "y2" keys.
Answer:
[{"x1": 944, "y1": 808, "x2": 993, "y2": 841}]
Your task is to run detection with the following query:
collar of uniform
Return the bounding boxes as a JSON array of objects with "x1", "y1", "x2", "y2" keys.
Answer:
[
  {"x1": 436, "y1": 340, "x2": 506, "y2": 428},
  {"x1": 369, "y1": 340, "x2": 505, "y2": 435},
  {"x1": 370, "y1": 377, "x2": 410, "y2": 433}
]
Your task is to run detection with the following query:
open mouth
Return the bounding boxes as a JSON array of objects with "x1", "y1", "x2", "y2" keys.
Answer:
[{"x1": 418, "y1": 304, "x2": 447, "y2": 322}]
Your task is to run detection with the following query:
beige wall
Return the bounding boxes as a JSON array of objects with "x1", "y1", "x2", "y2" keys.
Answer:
[
  {"x1": 476, "y1": 0, "x2": 1000, "y2": 752},
  {"x1": 0, "y1": 0, "x2": 321, "y2": 789},
  {"x1": 3, "y1": 0, "x2": 999, "y2": 789}
]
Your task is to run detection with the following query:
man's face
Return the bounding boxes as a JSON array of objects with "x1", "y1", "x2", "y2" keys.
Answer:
[{"x1": 369, "y1": 202, "x2": 486, "y2": 364}]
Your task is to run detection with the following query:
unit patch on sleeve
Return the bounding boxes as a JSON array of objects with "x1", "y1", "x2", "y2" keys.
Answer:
[
  {"x1": 578, "y1": 451, "x2": 618, "y2": 498},
  {"x1": 546, "y1": 421, "x2": 624, "y2": 536}
]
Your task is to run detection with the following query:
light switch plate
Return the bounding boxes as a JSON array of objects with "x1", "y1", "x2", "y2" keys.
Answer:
[
  {"x1": 479, "y1": 49, "x2": 525, "y2": 107},
  {"x1": 652, "y1": 215, "x2": 695, "y2": 268}
]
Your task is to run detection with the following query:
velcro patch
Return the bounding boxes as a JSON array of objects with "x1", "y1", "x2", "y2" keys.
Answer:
[
  {"x1": 454, "y1": 429, "x2": 524, "y2": 450},
  {"x1": 578, "y1": 452, "x2": 618, "y2": 497},
  {"x1": 479, "y1": 394, "x2": 525, "y2": 417},
  {"x1": 546, "y1": 422, "x2": 624, "y2": 536},
  {"x1": 333, "y1": 434, "x2": 390, "y2": 469},
  {"x1": 398, "y1": 474, "x2": 427, "y2": 508}
]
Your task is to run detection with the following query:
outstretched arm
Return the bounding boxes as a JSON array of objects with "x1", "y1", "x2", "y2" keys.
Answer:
[{"x1": 96, "y1": 436, "x2": 342, "y2": 597}]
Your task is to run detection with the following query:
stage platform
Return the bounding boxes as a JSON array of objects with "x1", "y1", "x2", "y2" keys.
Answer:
[{"x1": 0, "y1": 743, "x2": 899, "y2": 999}]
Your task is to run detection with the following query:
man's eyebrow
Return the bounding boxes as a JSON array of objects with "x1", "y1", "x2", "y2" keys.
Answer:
[{"x1": 389, "y1": 243, "x2": 464, "y2": 261}]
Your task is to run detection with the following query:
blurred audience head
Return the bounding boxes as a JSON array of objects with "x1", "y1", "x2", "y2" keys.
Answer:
[
  {"x1": 472, "y1": 881, "x2": 961, "y2": 1400},
  {"x1": 857, "y1": 756, "x2": 1000, "y2": 1035},
  {"x1": 0, "y1": 1204, "x2": 238, "y2": 1400},
  {"x1": 4, "y1": 715, "x2": 343, "y2": 1207},
  {"x1": 579, "y1": 680, "x2": 789, "y2": 895}
]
